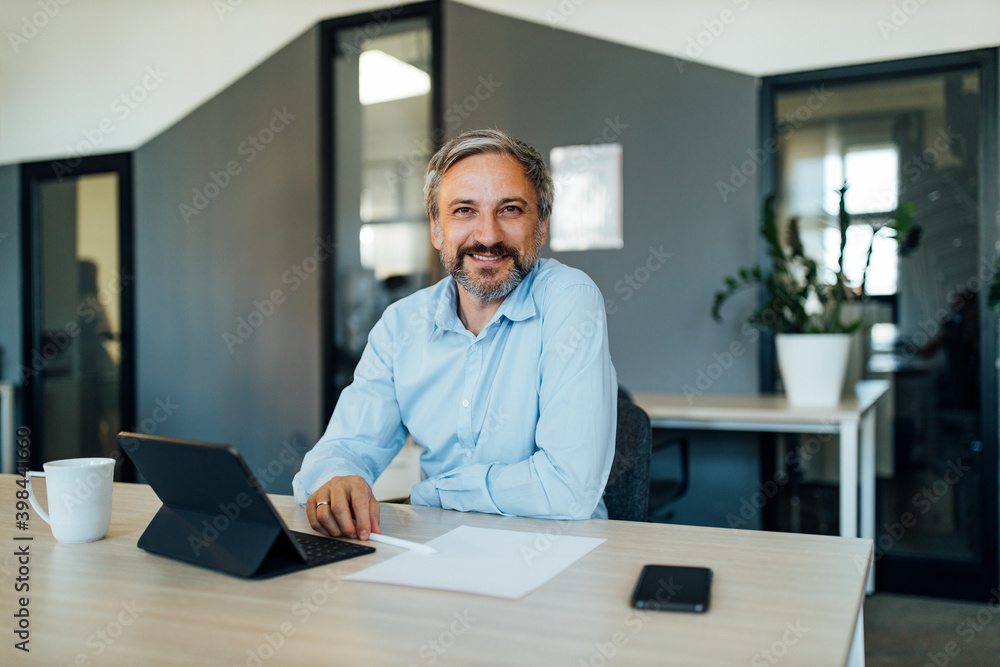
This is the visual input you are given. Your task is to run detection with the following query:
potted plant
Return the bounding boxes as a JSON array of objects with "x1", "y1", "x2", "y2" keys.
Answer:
[{"x1": 712, "y1": 189, "x2": 914, "y2": 406}]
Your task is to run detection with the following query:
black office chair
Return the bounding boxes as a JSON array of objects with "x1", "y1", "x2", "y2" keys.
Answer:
[
  {"x1": 603, "y1": 398, "x2": 652, "y2": 522},
  {"x1": 648, "y1": 434, "x2": 690, "y2": 522},
  {"x1": 616, "y1": 387, "x2": 690, "y2": 522}
]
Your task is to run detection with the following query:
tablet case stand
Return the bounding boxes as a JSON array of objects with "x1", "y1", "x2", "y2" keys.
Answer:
[
  {"x1": 138, "y1": 504, "x2": 308, "y2": 579},
  {"x1": 119, "y1": 431, "x2": 366, "y2": 579}
]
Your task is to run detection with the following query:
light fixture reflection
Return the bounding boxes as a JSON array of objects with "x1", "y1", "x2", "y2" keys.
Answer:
[
  {"x1": 359, "y1": 49, "x2": 431, "y2": 105},
  {"x1": 359, "y1": 222, "x2": 430, "y2": 279}
]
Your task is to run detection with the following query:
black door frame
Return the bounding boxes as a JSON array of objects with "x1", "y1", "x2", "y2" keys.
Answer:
[
  {"x1": 760, "y1": 48, "x2": 999, "y2": 600},
  {"x1": 317, "y1": 0, "x2": 443, "y2": 425},
  {"x1": 20, "y1": 152, "x2": 136, "y2": 480}
]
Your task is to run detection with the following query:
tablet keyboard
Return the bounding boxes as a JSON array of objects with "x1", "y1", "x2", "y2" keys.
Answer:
[{"x1": 291, "y1": 531, "x2": 375, "y2": 565}]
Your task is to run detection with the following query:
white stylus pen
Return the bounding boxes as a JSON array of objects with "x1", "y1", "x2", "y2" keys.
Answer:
[{"x1": 368, "y1": 533, "x2": 437, "y2": 554}]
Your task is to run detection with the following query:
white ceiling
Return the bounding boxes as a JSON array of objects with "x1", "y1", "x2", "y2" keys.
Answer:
[
  {"x1": 1, "y1": 0, "x2": 997, "y2": 166},
  {"x1": 464, "y1": 0, "x2": 1000, "y2": 76}
]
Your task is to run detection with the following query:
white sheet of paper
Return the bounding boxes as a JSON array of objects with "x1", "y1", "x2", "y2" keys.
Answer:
[{"x1": 344, "y1": 525, "x2": 605, "y2": 599}]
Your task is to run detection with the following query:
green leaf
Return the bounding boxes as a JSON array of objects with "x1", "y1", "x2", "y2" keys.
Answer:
[
  {"x1": 891, "y1": 202, "x2": 915, "y2": 236},
  {"x1": 761, "y1": 195, "x2": 785, "y2": 263},
  {"x1": 786, "y1": 217, "x2": 804, "y2": 258},
  {"x1": 837, "y1": 183, "x2": 849, "y2": 275},
  {"x1": 842, "y1": 318, "x2": 864, "y2": 335}
]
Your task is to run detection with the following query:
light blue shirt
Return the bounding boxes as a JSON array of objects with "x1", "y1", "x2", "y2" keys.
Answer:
[{"x1": 292, "y1": 258, "x2": 617, "y2": 519}]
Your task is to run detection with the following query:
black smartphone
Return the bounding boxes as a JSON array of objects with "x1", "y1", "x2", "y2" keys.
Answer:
[{"x1": 629, "y1": 564, "x2": 712, "y2": 613}]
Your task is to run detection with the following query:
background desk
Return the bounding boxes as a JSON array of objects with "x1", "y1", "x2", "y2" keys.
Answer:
[
  {"x1": 4, "y1": 475, "x2": 871, "y2": 666},
  {"x1": 633, "y1": 380, "x2": 888, "y2": 594}
]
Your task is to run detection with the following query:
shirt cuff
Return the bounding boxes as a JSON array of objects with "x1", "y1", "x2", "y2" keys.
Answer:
[
  {"x1": 409, "y1": 479, "x2": 441, "y2": 507},
  {"x1": 410, "y1": 465, "x2": 506, "y2": 515}
]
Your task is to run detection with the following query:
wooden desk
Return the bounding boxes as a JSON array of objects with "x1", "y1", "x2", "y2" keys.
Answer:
[
  {"x1": 3, "y1": 476, "x2": 870, "y2": 666},
  {"x1": 633, "y1": 380, "x2": 888, "y2": 594}
]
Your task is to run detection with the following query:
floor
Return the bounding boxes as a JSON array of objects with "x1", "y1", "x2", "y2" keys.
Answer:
[
  {"x1": 865, "y1": 592, "x2": 1000, "y2": 666},
  {"x1": 769, "y1": 479, "x2": 999, "y2": 664}
]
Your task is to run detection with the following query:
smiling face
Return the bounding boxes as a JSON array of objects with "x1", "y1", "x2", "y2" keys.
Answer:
[{"x1": 432, "y1": 152, "x2": 548, "y2": 303}]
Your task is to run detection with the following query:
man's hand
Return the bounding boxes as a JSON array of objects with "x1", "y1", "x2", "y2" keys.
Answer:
[{"x1": 306, "y1": 475, "x2": 381, "y2": 540}]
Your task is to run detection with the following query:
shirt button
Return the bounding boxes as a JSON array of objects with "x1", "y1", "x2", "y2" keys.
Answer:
[
  {"x1": 462, "y1": 399, "x2": 469, "y2": 407},
  {"x1": 471, "y1": 344, "x2": 478, "y2": 351},
  {"x1": 465, "y1": 450, "x2": 472, "y2": 457}
]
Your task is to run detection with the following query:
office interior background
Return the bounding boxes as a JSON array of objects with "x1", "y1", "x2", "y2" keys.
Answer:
[{"x1": 1, "y1": 0, "x2": 999, "y2": 608}]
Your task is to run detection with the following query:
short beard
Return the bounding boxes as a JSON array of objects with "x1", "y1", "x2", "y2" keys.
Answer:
[{"x1": 439, "y1": 230, "x2": 543, "y2": 302}]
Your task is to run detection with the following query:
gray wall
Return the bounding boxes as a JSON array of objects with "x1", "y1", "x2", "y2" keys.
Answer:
[
  {"x1": 2, "y1": 6, "x2": 769, "y2": 523},
  {"x1": 442, "y1": 2, "x2": 762, "y2": 527},
  {"x1": 0, "y1": 165, "x2": 21, "y2": 387},
  {"x1": 133, "y1": 27, "x2": 322, "y2": 492}
]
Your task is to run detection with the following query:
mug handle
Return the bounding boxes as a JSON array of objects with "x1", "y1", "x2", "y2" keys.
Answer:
[{"x1": 25, "y1": 472, "x2": 51, "y2": 525}]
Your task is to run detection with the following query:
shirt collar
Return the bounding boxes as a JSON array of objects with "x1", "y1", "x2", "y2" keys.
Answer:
[
  {"x1": 432, "y1": 263, "x2": 540, "y2": 336},
  {"x1": 433, "y1": 280, "x2": 464, "y2": 334},
  {"x1": 494, "y1": 265, "x2": 538, "y2": 323}
]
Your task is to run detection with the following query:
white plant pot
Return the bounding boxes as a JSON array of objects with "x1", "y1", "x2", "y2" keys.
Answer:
[{"x1": 775, "y1": 333, "x2": 853, "y2": 407}]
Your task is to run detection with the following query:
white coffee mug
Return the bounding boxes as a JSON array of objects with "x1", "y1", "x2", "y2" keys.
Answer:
[{"x1": 26, "y1": 458, "x2": 115, "y2": 543}]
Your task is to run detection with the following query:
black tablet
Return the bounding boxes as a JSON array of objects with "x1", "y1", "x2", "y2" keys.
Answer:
[{"x1": 118, "y1": 432, "x2": 374, "y2": 579}]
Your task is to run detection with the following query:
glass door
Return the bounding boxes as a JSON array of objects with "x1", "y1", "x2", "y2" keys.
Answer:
[
  {"x1": 22, "y1": 154, "x2": 135, "y2": 479},
  {"x1": 763, "y1": 51, "x2": 998, "y2": 600},
  {"x1": 321, "y1": 5, "x2": 440, "y2": 416}
]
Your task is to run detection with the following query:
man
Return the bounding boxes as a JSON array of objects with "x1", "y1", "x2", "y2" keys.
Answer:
[{"x1": 292, "y1": 129, "x2": 617, "y2": 540}]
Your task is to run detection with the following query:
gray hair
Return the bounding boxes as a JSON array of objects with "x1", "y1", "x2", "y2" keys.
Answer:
[{"x1": 423, "y1": 129, "x2": 554, "y2": 225}]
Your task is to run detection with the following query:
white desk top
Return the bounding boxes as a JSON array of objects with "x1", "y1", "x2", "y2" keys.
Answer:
[
  {"x1": 6, "y1": 475, "x2": 871, "y2": 666},
  {"x1": 633, "y1": 380, "x2": 890, "y2": 427}
]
